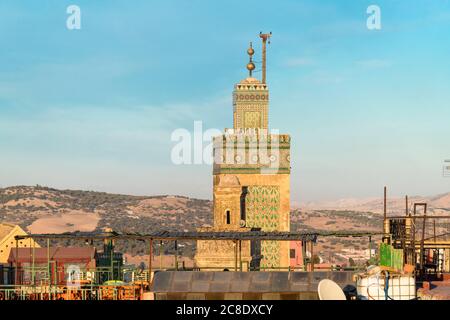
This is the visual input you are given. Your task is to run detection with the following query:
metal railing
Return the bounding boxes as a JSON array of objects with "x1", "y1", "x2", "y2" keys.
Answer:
[{"x1": 0, "y1": 284, "x2": 142, "y2": 300}]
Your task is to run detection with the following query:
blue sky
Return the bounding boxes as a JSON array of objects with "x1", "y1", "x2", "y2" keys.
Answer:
[{"x1": 0, "y1": 0, "x2": 449, "y2": 202}]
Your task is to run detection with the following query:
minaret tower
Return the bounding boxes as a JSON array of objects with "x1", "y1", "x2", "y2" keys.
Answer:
[
  {"x1": 195, "y1": 33, "x2": 292, "y2": 271},
  {"x1": 233, "y1": 41, "x2": 270, "y2": 130}
]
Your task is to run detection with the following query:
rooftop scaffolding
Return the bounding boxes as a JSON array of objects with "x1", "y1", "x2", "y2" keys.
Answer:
[{"x1": 14, "y1": 230, "x2": 383, "y2": 242}]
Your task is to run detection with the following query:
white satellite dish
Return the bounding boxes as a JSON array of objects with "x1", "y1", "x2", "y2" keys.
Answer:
[
  {"x1": 318, "y1": 279, "x2": 346, "y2": 300},
  {"x1": 239, "y1": 219, "x2": 246, "y2": 228}
]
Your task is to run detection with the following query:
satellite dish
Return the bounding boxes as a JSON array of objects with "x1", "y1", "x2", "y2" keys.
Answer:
[
  {"x1": 239, "y1": 220, "x2": 246, "y2": 228},
  {"x1": 318, "y1": 279, "x2": 346, "y2": 300}
]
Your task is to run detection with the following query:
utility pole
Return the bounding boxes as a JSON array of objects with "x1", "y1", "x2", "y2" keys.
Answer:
[{"x1": 259, "y1": 32, "x2": 272, "y2": 84}]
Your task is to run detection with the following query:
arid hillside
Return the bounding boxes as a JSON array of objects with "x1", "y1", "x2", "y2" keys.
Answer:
[
  {"x1": 1, "y1": 185, "x2": 449, "y2": 265},
  {"x1": 299, "y1": 193, "x2": 450, "y2": 215},
  {"x1": 0, "y1": 186, "x2": 211, "y2": 258}
]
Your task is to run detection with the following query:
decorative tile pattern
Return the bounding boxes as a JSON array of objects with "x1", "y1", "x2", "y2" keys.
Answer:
[
  {"x1": 212, "y1": 133, "x2": 291, "y2": 175},
  {"x1": 244, "y1": 111, "x2": 261, "y2": 128},
  {"x1": 245, "y1": 185, "x2": 280, "y2": 268},
  {"x1": 261, "y1": 240, "x2": 280, "y2": 269}
]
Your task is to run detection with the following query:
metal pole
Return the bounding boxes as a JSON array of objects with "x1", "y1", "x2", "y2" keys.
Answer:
[
  {"x1": 302, "y1": 240, "x2": 307, "y2": 271},
  {"x1": 420, "y1": 213, "x2": 426, "y2": 275},
  {"x1": 29, "y1": 238, "x2": 32, "y2": 286},
  {"x1": 15, "y1": 239, "x2": 19, "y2": 285},
  {"x1": 234, "y1": 241, "x2": 238, "y2": 271},
  {"x1": 32, "y1": 238, "x2": 35, "y2": 285},
  {"x1": 239, "y1": 240, "x2": 242, "y2": 271},
  {"x1": 310, "y1": 241, "x2": 315, "y2": 272},
  {"x1": 47, "y1": 238, "x2": 50, "y2": 299},
  {"x1": 412, "y1": 215, "x2": 416, "y2": 266},
  {"x1": 383, "y1": 186, "x2": 389, "y2": 243},
  {"x1": 159, "y1": 241, "x2": 163, "y2": 270},
  {"x1": 110, "y1": 240, "x2": 113, "y2": 281},
  {"x1": 404, "y1": 195, "x2": 410, "y2": 262},
  {"x1": 148, "y1": 239, "x2": 153, "y2": 284},
  {"x1": 405, "y1": 195, "x2": 409, "y2": 216},
  {"x1": 433, "y1": 220, "x2": 436, "y2": 243},
  {"x1": 433, "y1": 220, "x2": 437, "y2": 272},
  {"x1": 259, "y1": 32, "x2": 271, "y2": 84},
  {"x1": 261, "y1": 37, "x2": 266, "y2": 83},
  {"x1": 174, "y1": 240, "x2": 178, "y2": 271}
]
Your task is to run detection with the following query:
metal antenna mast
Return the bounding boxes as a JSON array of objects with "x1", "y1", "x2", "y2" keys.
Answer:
[{"x1": 259, "y1": 32, "x2": 272, "y2": 83}]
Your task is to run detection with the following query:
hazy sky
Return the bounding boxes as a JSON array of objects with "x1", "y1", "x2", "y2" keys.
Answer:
[{"x1": 0, "y1": 0, "x2": 449, "y2": 202}]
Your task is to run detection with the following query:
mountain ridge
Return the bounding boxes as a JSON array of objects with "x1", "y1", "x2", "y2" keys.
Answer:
[{"x1": 1, "y1": 185, "x2": 448, "y2": 263}]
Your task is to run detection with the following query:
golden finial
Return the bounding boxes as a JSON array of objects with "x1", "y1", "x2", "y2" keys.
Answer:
[
  {"x1": 247, "y1": 42, "x2": 255, "y2": 56},
  {"x1": 246, "y1": 42, "x2": 255, "y2": 77}
]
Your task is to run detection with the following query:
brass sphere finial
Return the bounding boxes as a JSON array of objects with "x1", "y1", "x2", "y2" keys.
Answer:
[
  {"x1": 247, "y1": 42, "x2": 255, "y2": 56},
  {"x1": 246, "y1": 42, "x2": 255, "y2": 76}
]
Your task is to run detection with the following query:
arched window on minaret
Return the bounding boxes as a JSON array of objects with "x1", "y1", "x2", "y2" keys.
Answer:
[
  {"x1": 225, "y1": 210, "x2": 231, "y2": 225},
  {"x1": 240, "y1": 186, "x2": 248, "y2": 222}
]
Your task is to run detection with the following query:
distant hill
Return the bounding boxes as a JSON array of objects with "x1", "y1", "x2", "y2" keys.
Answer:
[
  {"x1": 0, "y1": 185, "x2": 212, "y2": 232},
  {"x1": 1, "y1": 185, "x2": 449, "y2": 264},
  {"x1": 299, "y1": 193, "x2": 450, "y2": 215},
  {"x1": 0, "y1": 185, "x2": 212, "y2": 258}
]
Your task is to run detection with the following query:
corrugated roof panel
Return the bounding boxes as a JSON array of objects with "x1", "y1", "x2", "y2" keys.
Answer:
[{"x1": 152, "y1": 271, "x2": 356, "y2": 293}]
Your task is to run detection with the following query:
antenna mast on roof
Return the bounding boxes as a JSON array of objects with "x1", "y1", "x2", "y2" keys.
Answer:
[{"x1": 259, "y1": 32, "x2": 272, "y2": 84}]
